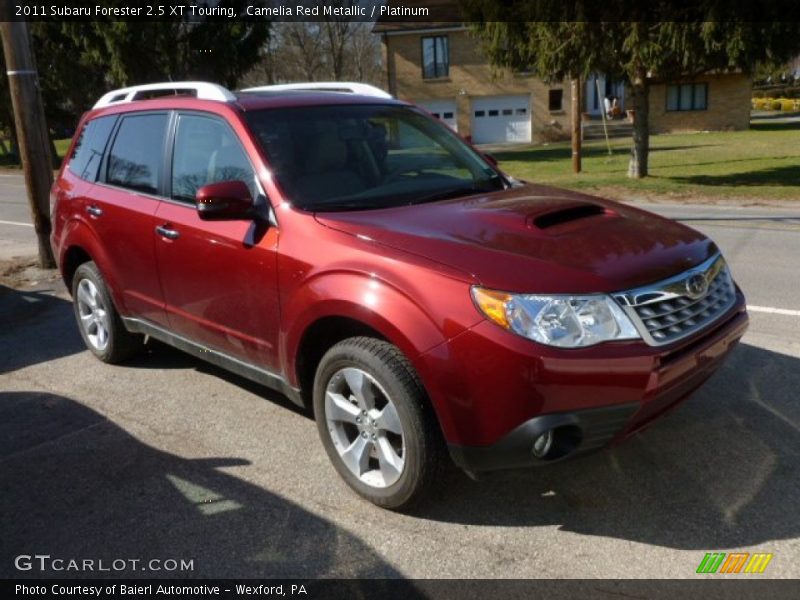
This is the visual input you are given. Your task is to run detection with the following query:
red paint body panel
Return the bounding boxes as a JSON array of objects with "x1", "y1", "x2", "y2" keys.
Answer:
[
  {"x1": 154, "y1": 201, "x2": 281, "y2": 368},
  {"x1": 275, "y1": 206, "x2": 483, "y2": 386},
  {"x1": 53, "y1": 170, "x2": 167, "y2": 327},
  {"x1": 316, "y1": 185, "x2": 717, "y2": 293},
  {"x1": 51, "y1": 92, "x2": 750, "y2": 460}
]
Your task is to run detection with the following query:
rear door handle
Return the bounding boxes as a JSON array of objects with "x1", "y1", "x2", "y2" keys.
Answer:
[
  {"x1": 86, "y1": 205, "x2": 103, "y2": 217},
  {"x1": 155, "y1": 224, "x2": 180, "y2": 240}
]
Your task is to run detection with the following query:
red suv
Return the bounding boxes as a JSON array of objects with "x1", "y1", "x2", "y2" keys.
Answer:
[{"x1": 51, "y1": 82, "x2": 748, "y2": 509}]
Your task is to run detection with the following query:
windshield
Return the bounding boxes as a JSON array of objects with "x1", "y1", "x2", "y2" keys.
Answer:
[{"x1": 245, "y1": 104, "x2": 505, "y2": 211}]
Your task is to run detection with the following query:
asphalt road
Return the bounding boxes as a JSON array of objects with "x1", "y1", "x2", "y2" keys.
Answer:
[
  {"x1": 0, "y1": 172, "x2": 35, "y2": 259},
  {"x1": 1, "y1": 171, "x2": 799, "y2": 579}
]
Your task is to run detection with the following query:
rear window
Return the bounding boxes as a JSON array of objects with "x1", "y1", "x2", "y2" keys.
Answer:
[
  {"x1": 106, "y1": 113, "x2": 168, "y2": 195},
  {"x1": 67, "y1": 115, "x2": 116, "y2": 182}
]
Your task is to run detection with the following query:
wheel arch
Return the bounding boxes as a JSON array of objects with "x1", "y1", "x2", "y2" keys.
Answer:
[
  {"x1": 282, "y1": 270, "x2": 474, "y2": 436},
  {"x1": 56, "y1": 219, "x2": 121, "y2": 307},
  {"x1": 61, "y1": 245, "x2": 93, "y2": 292},
  {"x1": 294, "y1": 315, "x2": 388, "y2": 409}
]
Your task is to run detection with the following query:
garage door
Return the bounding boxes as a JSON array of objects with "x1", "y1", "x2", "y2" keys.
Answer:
[
  {"x1": 470, "y1": 95, "x2": 531, "y2": 144},
  {"x1": 416, "y1": 99, "x2": 457, "y2": 132}
]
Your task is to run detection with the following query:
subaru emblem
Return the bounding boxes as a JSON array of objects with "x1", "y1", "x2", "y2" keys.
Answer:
[{"x1": 685, "y1": 273, "x2": 708, "y2": 299}]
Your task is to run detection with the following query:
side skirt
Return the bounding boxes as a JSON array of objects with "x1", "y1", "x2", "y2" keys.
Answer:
[{"x1": 121, "y1": 317, "x2": 305, "y2": 408}]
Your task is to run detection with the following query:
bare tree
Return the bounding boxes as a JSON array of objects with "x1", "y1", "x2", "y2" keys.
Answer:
[
  {"x1": 284, "y1": 22, "x2": 326, "y2": 81},
  {"x1": 241, "y1": 17, "x2": 383, "y2": 88},
  {"x1": 348, "y1": 23, "x2": 382, "y2": 83},
  {"x1": 322, "y1": 1, "x2": 356, "y2": 81}
]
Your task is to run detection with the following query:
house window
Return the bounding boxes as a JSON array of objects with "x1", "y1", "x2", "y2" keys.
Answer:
[
  {"x1": 548, "y1": 89, "x2": 563, "y2": 111},
  {"x1": 666, "y1": 83, "x2": 708, "y2": 111},
  {"x1": 421, "y1": 36, "x2": 449, "y2": 79}
]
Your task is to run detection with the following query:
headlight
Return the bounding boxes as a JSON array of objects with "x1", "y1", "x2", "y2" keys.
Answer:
[{"x1": 471, "y1": 287, "x2": 640, "y2": 348}]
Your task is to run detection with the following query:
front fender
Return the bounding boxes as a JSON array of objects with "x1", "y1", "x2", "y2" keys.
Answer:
[
  {"x1": 281, "y1": 269, "x2": 482, "y2": 439},
  {"x1": 282, "y1": 270, "x2": 455, "y2": 371}
]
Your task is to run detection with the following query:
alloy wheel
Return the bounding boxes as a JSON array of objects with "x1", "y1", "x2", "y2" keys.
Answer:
[
  {"x1": 76, "y1": 278, "x2": 110, "y2": 351},
  {"x1": 324, "y1": 367, "x2": 406, "y2": 488}
]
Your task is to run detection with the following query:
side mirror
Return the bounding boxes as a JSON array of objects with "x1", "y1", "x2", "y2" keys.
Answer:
[
  {"x1": 195, "y1": 180, "x2": 254, "y2": 221},
  {"x1": 482, "y1": 152, "x2": 498, "y2": 166}
]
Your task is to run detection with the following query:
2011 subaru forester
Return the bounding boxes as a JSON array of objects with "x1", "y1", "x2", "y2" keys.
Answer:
[{"x1": 51, "y1": 82, "x2": 749, "y2": 509}]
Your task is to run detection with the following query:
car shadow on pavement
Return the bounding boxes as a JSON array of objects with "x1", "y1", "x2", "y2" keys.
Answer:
[
  {"x1": 5, "y1": 285, "x2": 798, "y2": 552},
  {"x1": 0, "y1": 285, "x2": 85, "y2": 374},
  {"x1": 420, "y1": 342, "x2": 800, "y2": 549},
  {"x1": 123, "y1": 340, "x2": 311, "y2": 418},
  {"x1": 0, "y1": 284, "x2": 308, "y2": 418},
  {"x1": 0, "y1": 390, "x2": 401, "y2": 580}
]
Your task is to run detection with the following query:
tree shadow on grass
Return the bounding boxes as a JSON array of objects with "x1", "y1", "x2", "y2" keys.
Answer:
[
  {"x1": 669, "y1": 164, "x2": 800, "y2": 187},
  {"x1": 493, "y1": 144, "x2": 720, "y2": 164},
  {"x1": 750, "y1": 121, "x2": 800, "y2": 132}
]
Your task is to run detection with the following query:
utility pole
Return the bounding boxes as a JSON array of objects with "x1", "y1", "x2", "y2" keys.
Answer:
[
  {"x1": 0, "y1": 20, "x2": 56, "y2": 268},
  {"x1": 571, "y1": 77, "x2": 582, "y2": 174}
]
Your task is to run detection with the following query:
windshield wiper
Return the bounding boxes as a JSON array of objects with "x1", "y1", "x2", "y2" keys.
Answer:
[
  {"x1": 407, "y1": 183, "x2": 500, "y2": 206},
  {"x1": 308, "y1": 201, "x2": 388, "y2": 213}
]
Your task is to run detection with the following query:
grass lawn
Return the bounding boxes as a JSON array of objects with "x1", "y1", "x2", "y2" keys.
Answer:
[
  {"x1": 54, "y1": 138, "x2": 71, "y2": 158},
  {"x1": 493, "y1": 119, "x2": 800, "y2": 202},
  {"x1": 0, "y1": 138, "x2": 72, "y2": 169}
]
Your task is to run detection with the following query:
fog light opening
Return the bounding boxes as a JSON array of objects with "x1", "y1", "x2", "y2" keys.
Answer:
[{"x1": 532, "y1": 430, "x2": 554, "y2": 458}]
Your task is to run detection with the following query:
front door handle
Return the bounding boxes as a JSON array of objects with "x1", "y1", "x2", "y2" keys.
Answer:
[
  {"x1": 155, "y1": 224, "x2": 180, "y2": 240},
  {"x1": 86, "y1": 205, "x2": 103, "y2": 217}
]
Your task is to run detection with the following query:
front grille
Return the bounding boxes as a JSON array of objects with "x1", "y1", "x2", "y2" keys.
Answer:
[{"x1": 613, "y1": 255, "x2": 736, "y2": 346}]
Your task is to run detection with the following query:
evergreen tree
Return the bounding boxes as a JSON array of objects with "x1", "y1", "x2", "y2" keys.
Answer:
[{"x1": 461, "y1": 1, "x2": 800, "y2": 177}]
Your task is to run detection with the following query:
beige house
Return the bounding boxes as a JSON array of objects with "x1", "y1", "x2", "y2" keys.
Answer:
[{"x1": 373, "y1": 23, "x2": 752, "y2": 144}]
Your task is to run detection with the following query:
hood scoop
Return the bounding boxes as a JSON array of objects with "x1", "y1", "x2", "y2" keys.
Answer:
[{"x1": 529, "y1": 203, "x2": 611, "y2": 230}]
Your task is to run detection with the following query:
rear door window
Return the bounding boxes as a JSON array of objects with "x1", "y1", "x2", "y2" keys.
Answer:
[
  {"x1": 67, "y1": 115, "x2": 117, "y2": 182},
  {"x1": 105, "y1": 113, "x2": 168, "y2": 195}
]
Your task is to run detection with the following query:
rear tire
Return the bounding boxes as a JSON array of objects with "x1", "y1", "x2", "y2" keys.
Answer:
[
  {"x1": 313, "y1": 337, "x2": 445, "y2": 510},
  {"x1": 72, "y1": 261, "x2": 144, "y2": 364}
]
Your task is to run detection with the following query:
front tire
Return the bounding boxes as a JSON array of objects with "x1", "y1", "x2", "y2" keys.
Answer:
[
  {"x1": 72, "y1": 261, "x2": 144, "y2": 363},
  {"x1": 313, "y1": 337, "x2": 445, "y2": 510}
]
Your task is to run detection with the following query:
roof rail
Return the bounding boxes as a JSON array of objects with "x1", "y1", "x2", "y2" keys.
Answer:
[
  {"x1": 242, "y1": 82, "x2": 393, "y2": 99},
  {"x1": 93, "y1": 81, "x2": 236, "y2": 109}
]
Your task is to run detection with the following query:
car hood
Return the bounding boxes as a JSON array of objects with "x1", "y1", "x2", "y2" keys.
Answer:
[{"x1": 314, "y1": 183, "x2": 717, "y2": 294}]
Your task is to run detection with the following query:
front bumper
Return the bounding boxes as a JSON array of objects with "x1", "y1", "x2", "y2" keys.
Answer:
[
  {"x1": 449, "y1": 402, "x2": 640, "y2": 472},
  {"x1": 417, "y1": 292, "x2": 748, "y2": 472}
]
